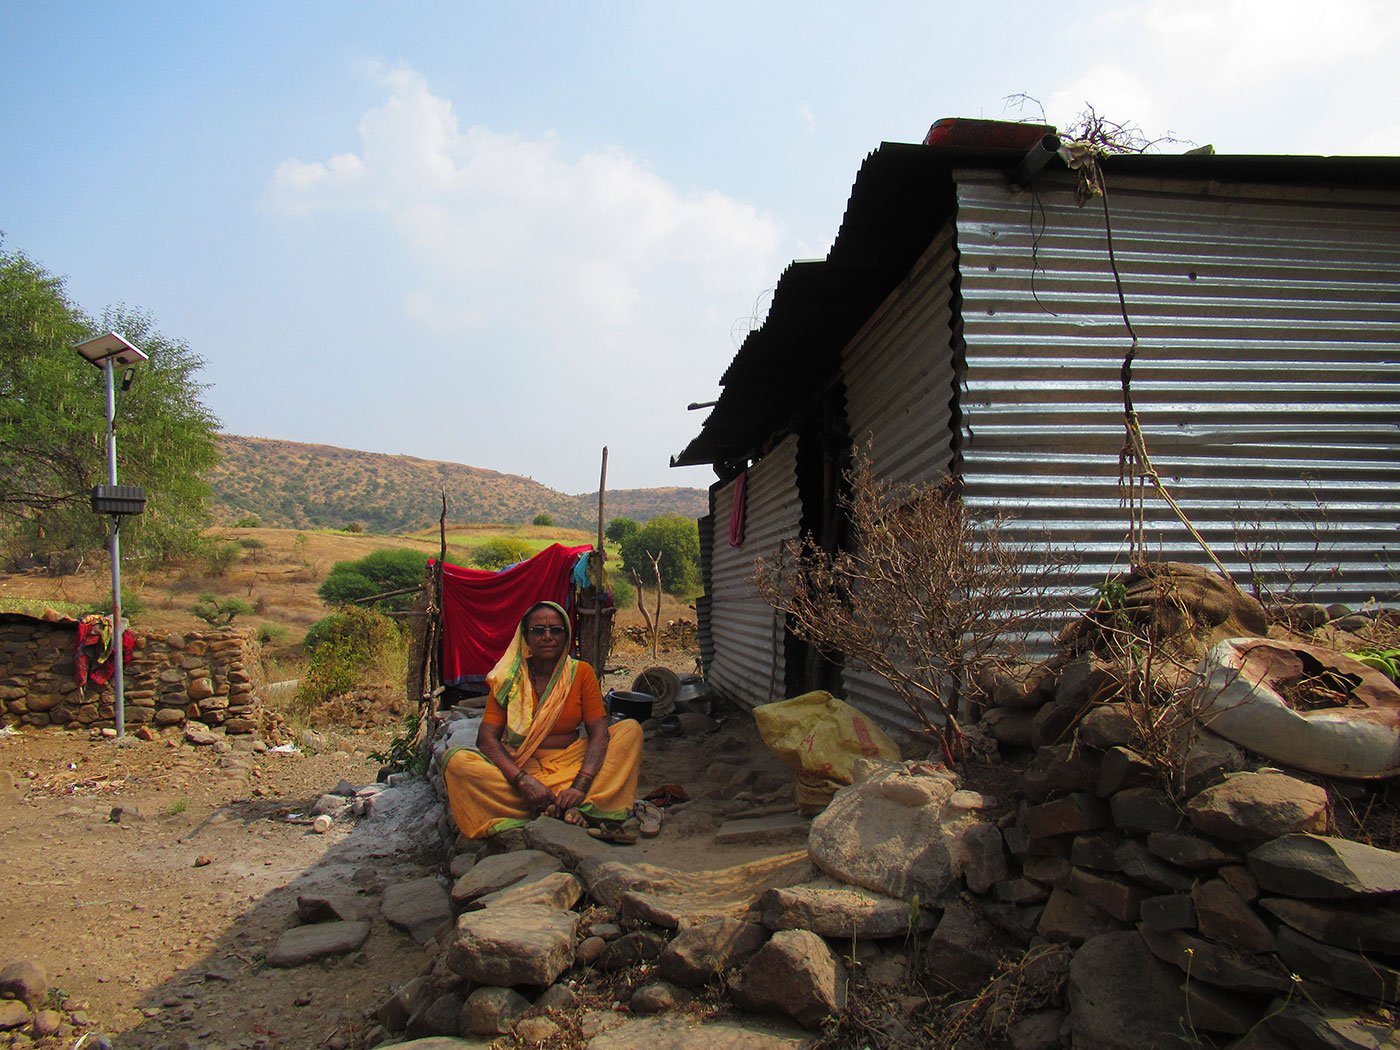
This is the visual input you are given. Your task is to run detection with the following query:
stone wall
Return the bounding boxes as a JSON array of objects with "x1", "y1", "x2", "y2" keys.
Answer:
[
  {"x1": 973, "y1": 644, "x2": 1400, "y2": 1045},
  {"x1": 0, "y1": 614, "x2": 264, "y2": 734}
]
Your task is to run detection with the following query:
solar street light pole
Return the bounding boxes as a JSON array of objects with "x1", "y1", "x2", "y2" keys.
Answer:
[
  {"x1": 73, "y1": 332, "x2": 149, "y2": 739},
  {"x1": 101, "y1": 355, "x2": 126, "y2": 736}
]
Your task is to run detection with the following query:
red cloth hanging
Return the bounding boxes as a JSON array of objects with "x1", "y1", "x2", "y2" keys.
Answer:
[
  {"x1": 74, "y1": 615, "x2": 137, "y2": 688},
  {"x1": 728, "y1": 469, "x2": 748, "y2": 547},
  {"x1": 435, "y1": 542, "x2": 592, "y2": 687}
]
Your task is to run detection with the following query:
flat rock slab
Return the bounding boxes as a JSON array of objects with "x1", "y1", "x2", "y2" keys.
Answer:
[
  {"x1": 524, "y1": 816, "x2": 614, "y2": 866},
  {"x1": 579, "y1": 858, "x2": 688, "y2": 911},
  {"x1": 447, "y1": 904, "x2": 578, "y2": 986},
  {"x1": 451, "y1": 850, "x2": 562, "y2": 906},
  {"x1": 759, "y1": 882, "x2": 922, "y2": 939},
  {"x1": 382, "y1": 877, "x2": 453, "y2": 944},
  {"x1": 1259, "y1": 896, "x2": 1400, "y2": 955},
  {"x1": 1137, "y1": 924, "x2": 1288, "y2": 995},
  {"x1": 386, "y1": 1040, "x2": 494, "y2": 1049},
  {"x1": 469, "y1": 871, "x2": 583, "y2": 912},
  {"x1": 1247, "y1": 1001, "x2": 1400, "y2": 1050},
  {"x1": 1275, "y1": 926, "x2": 1400, "y2": 1002},
  {"x1": 266, "y1": 920, "x2": 370, "y2": 967},
  {"x1": 714, "y1": 814, "x2": 810, "y2": 846},
  {"x1": 297, "y1": 891, "x2": 363, "y2": 924},
  {"x1": 1248, "y1": 834, "x2": 1400, "y2": 899},
  {"x1": 587, "y1": 1015, "x2": 815, "y2": 1049}
]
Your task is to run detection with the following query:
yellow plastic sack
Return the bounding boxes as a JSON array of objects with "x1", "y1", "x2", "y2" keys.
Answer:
[{"x1": 754, "y1": 691, "x2": 901, "y2": 809}]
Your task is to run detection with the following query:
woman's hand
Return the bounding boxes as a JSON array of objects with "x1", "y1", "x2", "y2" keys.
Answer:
[
  {"x1": 553, "y1": 785, "x2": 586, "y2": 813},
  {"x1": 516, "y1": 774, "x2": 556, "y2": 812}
]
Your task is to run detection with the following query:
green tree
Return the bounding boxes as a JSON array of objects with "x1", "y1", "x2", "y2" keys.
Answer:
[
  {"x1": 317, "y1": 547, "x2": 429, "y2": 611},
  {"x1": 605, "y1": 517, "x2": 640, "y2": 545},
  {"x1": 532, "y1": 512, "x2": 554, "y2": 527},
  {"x1": 192, "y1": 593, "x2": 256, "y2": 626},
  {"x1": 621, "y1": 514, "x2": 700, "y2": 594},
  {"x1": 0, "y1": 244, "x2": 220, "y2": 562}
]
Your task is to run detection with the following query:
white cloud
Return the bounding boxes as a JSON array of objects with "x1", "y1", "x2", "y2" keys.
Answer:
[
  {"x1": 799, "y1": 104, "x2": 816, "y2": 131},
  {"x1": 264, "y1": 65, "x2": 785, "y2": 490},
  {"x1": 1040, "y1": 0, "x2": 1400, "y2": 153}
]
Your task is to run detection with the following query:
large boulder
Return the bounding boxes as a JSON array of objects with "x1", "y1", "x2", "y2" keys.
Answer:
[
  {"x1": 1068, "y1": 932, "x2": 1195, "y2": 1050},
  {"x1": 659, "y1": 918, "x2": 769, "y2": 988},
  {"x1": 808, "y1": 760, "x2": 998, "y2": 901},
  {"x1": 730, "y1": 930, "x2": 847, "y2": 1030},
  {"x1": 1186, "y1": 772, "x2": 1329, "y2": 842},
  {"x1": 446, "y1": 905, "x2": 578, "y2": 986}
]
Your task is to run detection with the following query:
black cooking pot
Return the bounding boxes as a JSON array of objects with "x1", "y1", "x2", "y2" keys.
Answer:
[{"x1": 605, "y1": 689, "x2": 654, "y2": 723}]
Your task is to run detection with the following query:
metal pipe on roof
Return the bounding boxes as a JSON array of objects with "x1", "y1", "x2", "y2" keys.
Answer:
[{"x1": 1011, "y1": 134, "x2": 1063, "y2": 189}]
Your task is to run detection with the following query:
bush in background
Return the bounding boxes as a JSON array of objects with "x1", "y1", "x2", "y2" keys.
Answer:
[
  {"x1": 532, "y1": 512, "x2": 554, "y2": 527},
  {"x1": 297, "y1": 606, "x2": 405, "y2": 710},
  {"x1": 609, "y1": 575, "x2": 635, "y2": 611},
  {"x1": 94, "y1": 587, "x2": 146, "y2": 620},
  {"x1": 203, "y1": 539, "x2": 243, "y2": 577},
  {"x1": 471, "y1": 537, "x2": 534, "y2": 571}
]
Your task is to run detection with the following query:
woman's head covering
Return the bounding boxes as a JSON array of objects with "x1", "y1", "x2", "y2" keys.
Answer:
[{"x1": 486, "y1": 601, "x2": 577, "y2": 747}]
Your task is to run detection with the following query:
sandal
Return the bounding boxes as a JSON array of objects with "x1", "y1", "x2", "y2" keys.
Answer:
[
  {"x1": 634, "y1": 800, "x2": 662, "y2": 838},
  {"x1": 587, "y1": 817, "x2": 641, "y2": 845}
]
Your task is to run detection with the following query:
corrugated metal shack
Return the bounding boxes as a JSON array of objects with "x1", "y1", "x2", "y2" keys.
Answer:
[{"x1": 673, "y1": 122, "x2": 1400, "y2": 732}]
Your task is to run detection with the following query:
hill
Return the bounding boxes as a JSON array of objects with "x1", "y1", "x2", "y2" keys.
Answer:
[{"x1": 209, "y1": 435, "x2": 708, "y2": 533}]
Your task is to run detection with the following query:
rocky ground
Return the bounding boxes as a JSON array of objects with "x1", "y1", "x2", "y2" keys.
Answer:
[{"x1": 0, "y1": 663, "x2": 825, "y2": 1050}]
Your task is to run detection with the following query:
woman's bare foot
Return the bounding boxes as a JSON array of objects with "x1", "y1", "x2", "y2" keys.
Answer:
[{"x1": 562, "y1": 807, "x2": 588, "y2": 827}]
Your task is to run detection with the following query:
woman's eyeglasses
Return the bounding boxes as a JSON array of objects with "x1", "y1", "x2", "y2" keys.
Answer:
[{"x1": 526, "y1": 625, "x2": 567, "y2": 638}]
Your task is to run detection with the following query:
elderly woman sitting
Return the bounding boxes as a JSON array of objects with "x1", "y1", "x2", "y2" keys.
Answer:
[{"x1": 444, "y1": 600, "x2": 642, "y2": 838}]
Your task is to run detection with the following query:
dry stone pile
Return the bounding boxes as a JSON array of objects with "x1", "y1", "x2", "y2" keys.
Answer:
[
  {"x1": 0, "y1": 958, "x2": 108, "y2": 1047},
  {"x1": 970, "y1": 564, "x2": 1400, "y2": 1048},
  {"x1": 0, "y1": 613, "x2": 264, "y2": 733}
]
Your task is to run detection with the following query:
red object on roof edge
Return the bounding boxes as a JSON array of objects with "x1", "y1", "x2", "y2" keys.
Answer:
[{"x1": 923, "y1": 117, "x2": 1058, "y2": 150}]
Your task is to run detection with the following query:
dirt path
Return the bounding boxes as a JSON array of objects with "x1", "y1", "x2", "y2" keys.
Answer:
[{"x1": 1, "y1": 691, "x2": 807, "y2": 1049}]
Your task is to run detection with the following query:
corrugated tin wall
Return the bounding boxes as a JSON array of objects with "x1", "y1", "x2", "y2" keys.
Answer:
[
  {"x1": 843, "y1": 223, "x2": 960, "y2": 484},
  {"x1": 839, "y1": 223, "x2": 962, "y2": 732},
  {"x1": 707, "y1": 436, "x2": 802, "y2": 710},
  {"x1": 953, "y1": 169, "x2": 1400, "y2": 612}
]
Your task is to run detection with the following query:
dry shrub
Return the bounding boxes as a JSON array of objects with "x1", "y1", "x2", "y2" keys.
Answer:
[{"x1": 755, "y1": 453, "x2": 1071, "y2": 761}]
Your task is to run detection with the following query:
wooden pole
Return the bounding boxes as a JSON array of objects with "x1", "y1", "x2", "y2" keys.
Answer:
[{"x1": 594, "y1": 447, "x2": 608, "y2": 668}]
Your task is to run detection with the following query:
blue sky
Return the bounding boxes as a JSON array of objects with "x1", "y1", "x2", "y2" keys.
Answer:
[{"x1": 4, "y1": 1, "x2": 1396, "y2": 493}]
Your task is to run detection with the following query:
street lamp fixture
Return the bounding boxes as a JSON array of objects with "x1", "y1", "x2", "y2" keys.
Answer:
[{"x1": 72, "y1": 331, "x2": 149, "y2": 739}]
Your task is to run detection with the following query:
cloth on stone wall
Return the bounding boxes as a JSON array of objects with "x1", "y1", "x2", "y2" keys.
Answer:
[
  {"x1": 434, "y1": 542, "x2": 593, "y2": 688},
  {"x1": 74, "y1": 614, "x2": 136, "y2": 689}
]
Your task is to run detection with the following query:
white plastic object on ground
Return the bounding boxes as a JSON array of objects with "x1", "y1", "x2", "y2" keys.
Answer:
[{"x1": 1195, "y1": 638, "x2": 1400, "y2": 780}]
